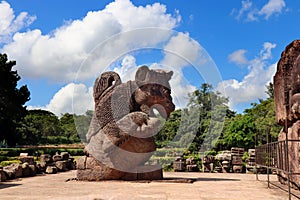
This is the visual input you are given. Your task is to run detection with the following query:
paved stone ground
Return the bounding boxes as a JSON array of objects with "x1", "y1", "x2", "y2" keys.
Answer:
[{"x1": 0, "y1": 171, "x2": 297, "y2": 200}]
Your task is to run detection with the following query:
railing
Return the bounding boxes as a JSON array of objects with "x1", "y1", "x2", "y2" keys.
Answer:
[{"x1": 255, "y1": 140, "x2": 300, "y2": 199}]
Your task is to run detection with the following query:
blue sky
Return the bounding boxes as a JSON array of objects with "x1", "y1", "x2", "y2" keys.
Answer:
[{"x1": 0, "y1": 0, "x2": 299, "y2": 116}]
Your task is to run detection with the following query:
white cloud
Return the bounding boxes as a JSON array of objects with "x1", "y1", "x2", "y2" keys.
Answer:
[
  {"x1": 161, "y1": 32, "x2": 203, "y2": 69},
  {"x1": 259, "y1": 42, "x2": 276, "y2": 60},
  {"x1": 113, "y1": 54, "x2": 137, "y2": 83},
  {"x1": 235, "y1": 0, "x2": 254, "y2": 20},
  {"x1": 217, "y1": 42, "x2": 277, "y2": 110},
  {"x1": 259, "y1": 0, "x2": 286, "y2": 19},
  {"x1": 1, "y1": 0, "x2": 180, "y2": 82},
  {"x1": 0, "y1": 1, "x2": 36, "y2": 44},
  {"x1": 228, "y1": 49, "x2": 248, "y2": 65},
  {"x1": 29, "y1": 83, "x2": 93, "y2": 116},
  {"x1": 233, "y1": 0, "x2": 286, "y2": 21}
]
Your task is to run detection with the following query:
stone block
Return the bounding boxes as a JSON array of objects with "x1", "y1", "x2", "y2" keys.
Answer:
[
  {"x1": 45, "y1": 166, "x2": 57, "y2": 174},
  {"x1": 22, "y1": 163, "x2": 31, "y2": 177},
  {"x1": 60, "y1": 152, "x2": 69, "y2": 160},
  {"x1": 18, "y1": 156, "x2": 35, "y2": 165},
  {"x1": 40, "y1": 154, "x2": 53, "y2": 163},
  {"x1": 29, "y1": 164, "x2": 36, "y2": 176},
  {"x1": 55, "y1": 161, "x2": 68, "y2": 172},
  {"x1": 233, "y1": 165, "x2": 243, "y2": 173},
  {"x1": 122, "y1": 165, "x2": 162, "y2": 181},
  {"x1": 76, "y1": 156, "x2": 87, "y2": 170},
  {"x1": 231, "y1": 156, "x2": 243, "y2": 165},
  {"x1": 0, "y1": 169, "x2": 7, "y2": 182},
  {"x1": 3, "y1": 164, "x2": 22, "y2": 179},
  {"x1": 52, "y1": 155, "x2": 62, "y2": 162}
]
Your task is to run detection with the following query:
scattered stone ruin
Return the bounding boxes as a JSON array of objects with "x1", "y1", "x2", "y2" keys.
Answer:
[
  {"x1": 173, "y1": 155, "x2": 186, "y2": 172},
  {"x1": 186, "y1": 157, "x2": 198, "y2": 172},
  {"x1": 0, "y1": 152, "x2": 76, "y2": 182},
  {"x1": 214, "y1": 148, "x2": 245, "y2": 173},
  {"x1": 231, "y1": 147, "x2": 244, "y2": 173},
  {"x1": 202, "y1": 155, "x2": 214, "y2": 173},
  {"x1": 77, "y1": 66, "x2": 175, "y2": 181},
  {"x1": 274, "y1": 39, "x2": 300, "y2": 189},
  {"x1": 246, "y1": 149, "x2": 256, "y2": 173},
  {"x1": 215, "y1": 150, "x2": 231, "y2": 173}
]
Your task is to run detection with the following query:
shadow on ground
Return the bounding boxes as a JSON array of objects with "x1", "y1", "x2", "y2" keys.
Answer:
[{"x1": 0, "y1": 183, "x2": 22, "y2": 189}]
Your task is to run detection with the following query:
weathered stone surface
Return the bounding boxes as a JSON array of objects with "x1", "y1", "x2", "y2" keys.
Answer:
[
  {"x1": 215, "y1": 150, "x2": 231, "y2": 161},
  {"x1": 55, "y1": 161, "x2": 68, "y2": 172},
  {"x1": 28, "y1": 164, "x2": 36, "y2": 176},
  {"x1": 18, "y1": 156, "x2": 35, "y2": 165},
  {"x1": 232, "y1": 165, "x2": 243, "y2": 173},
  {"x1": 0, "y1": 168, "x2": 7, "y2": 182},
  {"x1": 77, "y1": 156, "x2": 125, "y2": 180},
  {"x1": 52, "y1": 155, "x2": 62, "y2": 162},
  {"x1": 45, "y1": 166, "x2": 58, "y2": 174},
  {"x1": 77, "y1": 156, "x2": 162, "y2": 181},
  {"x1": 21, "y1": 163, "x2": 31, "y2": 177},
  {"x1": 277, "y1": 121, "x2": 300, "y2": 189},
  {"x1": 186, "y1": 157, "x2": 199, "y2": 172},
  {"x1": 231, "y1": 156, "x2": 243, "y2": 165},
  {"x1": 3, "y1": 164, "x2": 22, "y2": 179},
  {"x1": 274, "y1": 40, "x2": 300, "y2": 125},
  {"x1": 274, "y1": 40, "x2": 300, "y2": 189},
  {"x1": 40, "y1": 154, "x2": 53, "y2": 164},
  {"x1": 61, "y1": 152, "x2": 69, "y2": 160},
  {"x1": 122, "y1": 165, "x2": 163, "y2": 181},
  {"x1": 78, "y1": 66, "x2": 175, "y2": 181}
]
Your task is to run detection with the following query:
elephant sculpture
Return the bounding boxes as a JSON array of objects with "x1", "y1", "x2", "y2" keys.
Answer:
[{"x1": 77, "y1": 65, "x2": 175, "y2": 181}]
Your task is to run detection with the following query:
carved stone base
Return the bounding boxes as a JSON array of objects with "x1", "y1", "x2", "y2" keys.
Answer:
[
  {"x1": 76, "y1": 156, "x2": 162, "y2": 181},
  {"x1": 277, "y1": 121, "x2": 300, "y2": 189}
]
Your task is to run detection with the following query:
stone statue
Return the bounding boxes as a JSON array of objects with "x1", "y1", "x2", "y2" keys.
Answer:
[
  {"x1": 274, "y1": 40, "x2": 300, "y2": 189},
  {"x1": 77, "y1": 65, "x2": 175, "y2": 181}
]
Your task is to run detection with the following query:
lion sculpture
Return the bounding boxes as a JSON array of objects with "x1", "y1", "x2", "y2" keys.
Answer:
[{"x1": 77, "y1": 65, "x2": 175, "y2": 181}]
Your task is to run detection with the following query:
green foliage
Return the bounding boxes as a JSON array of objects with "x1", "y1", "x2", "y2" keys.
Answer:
[
  {"x1": 73, "y1": 111, "x2": 93, "y2": 143},
  {"x1": 155, "y1": 110, "x2": 181, "y2": 148},
  {"x1": 221, "y1": 83, "x2": 281, "y2": 150},
  {"x1": 0, "y1": 156, "x2": 8, "y2": 162},
  {"x1": 0, "y1": 160, "x2": 21, "y2": 167},
  {"x1": 0, "y1": 53, "x2": 30, "y2": 146},
  {"x1": 222, "y1": 114, "x2": 256, "y2": 149},
  {"x1": 0, "y1": 147, "x2": 84, "y2": 159},
  {"x1": 155, "y1": 83, "x2": 233, "y2": 154},
  {"x1": 17, "y1": 110, "x2": 63, "y2": 145},
  {"x1": 17, "y1": 110, "x2": 92, "y2": 145}
]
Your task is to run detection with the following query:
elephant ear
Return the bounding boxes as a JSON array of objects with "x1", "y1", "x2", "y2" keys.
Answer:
[
  {"x1": 166, "y1": 71, "x2": 173, "y2": 81},
  {"x1": 135, "y1": 65, "x2": 150, "y2": 86}
]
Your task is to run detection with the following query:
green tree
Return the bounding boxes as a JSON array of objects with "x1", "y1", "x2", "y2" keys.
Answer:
[
  {"x1": 221, "y1": 83, "x2": 280, "y2": 150},
  {"x1": 155, "y1": 109, "x2": 181, "y2": 147},
  {"x1": 187, "y1": 84, "x2": 232, "y2": 153},
  {"x1": 156, "y1": 83, "x2": 233, "y2": 153},
  {"x1": 0, "y1": 54, "x2": 30, "y2": 146},
  {"x1": 18, "y1": 109, "x2": 63, "y2": 144},
  {"x1": 222, "y1": 114, "x2": 256, "y2": 149},
  {"x1": 73, "y1": 110, "x2": 93, "y2": 143},
  {"x1": 60, "y1": 113, "x2": 80, "y2": 143}
]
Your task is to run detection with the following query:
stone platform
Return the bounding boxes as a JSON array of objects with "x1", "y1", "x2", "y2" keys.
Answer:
[{"x1": 0, "y1": 170, "x2": 294, "y2": 200}]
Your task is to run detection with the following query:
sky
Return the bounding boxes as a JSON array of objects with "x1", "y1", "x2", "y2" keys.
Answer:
[{"x1": 0, "y1": 0, "x2": 300, "y2": 116}]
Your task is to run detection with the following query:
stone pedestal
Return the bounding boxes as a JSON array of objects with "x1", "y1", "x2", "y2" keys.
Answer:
[
  {"x1": 77, "y1": 156, "x2": 162, "y2": 181},
  {"x1": 277, "y1": 121, "x2": 300, "y2": 189}
]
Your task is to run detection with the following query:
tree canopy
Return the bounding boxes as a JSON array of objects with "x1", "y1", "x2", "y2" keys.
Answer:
[
  {"x1": 156, "y1": 82, "x2": 280, "y2": 153},
  {"x1": 0, "y1": 54, "x2": 30, "y2": 146}
]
